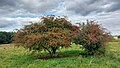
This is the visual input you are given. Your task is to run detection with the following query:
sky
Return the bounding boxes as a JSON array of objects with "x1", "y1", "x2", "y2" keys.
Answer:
[{"x1": 0, "y1": 0, "x2": 120, "y2": 35}]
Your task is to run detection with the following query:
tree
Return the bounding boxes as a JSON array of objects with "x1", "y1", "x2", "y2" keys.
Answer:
[
  {"x1": 14, "y1": 16, "x2": 79, "y2": 56},
  {"x1": 0, "y1": 31, "x2": 14, "y2": 44},
  {"x1": 118, "y1": 35, "x2": 120, "y2": 38},
  {"x1": 73, "y1": 21, "x2": 112, "y2": 55}
]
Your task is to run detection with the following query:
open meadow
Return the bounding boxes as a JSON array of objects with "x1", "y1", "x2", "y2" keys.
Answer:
[{"x1": 0, "y1": 40, "x2": 120, "y2": 68}]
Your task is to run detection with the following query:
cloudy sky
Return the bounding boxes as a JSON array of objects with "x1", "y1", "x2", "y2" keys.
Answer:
[{"x1": 0, "y1": 0, "x2": 120, "y2": 35}]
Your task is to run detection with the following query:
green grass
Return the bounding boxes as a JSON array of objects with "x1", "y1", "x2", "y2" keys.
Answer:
[{"x1": 0, "y1": 41, "x2": 120, "y2": 68}]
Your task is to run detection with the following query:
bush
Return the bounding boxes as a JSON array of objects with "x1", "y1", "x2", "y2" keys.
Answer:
[
  {"x1": 14, "y1": 16, "x2": 79, "y2": 56},
  {"x1": 0, "y1": 31, "x2": 14, "y2": 44},
  {"x1": 73, "y1": 21, "x2": 112, "y2": 55},
  {"x1": 118, "y1": 35, "x2": 120, "y2": 38}
]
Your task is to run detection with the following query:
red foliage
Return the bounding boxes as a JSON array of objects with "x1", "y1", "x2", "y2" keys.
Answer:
[
  {"x1": 73, "y1": 21, "x2": 112, "y2": 55},
  {"x1": 14, "y1": 16, "x2": 79, "y2": 56}
]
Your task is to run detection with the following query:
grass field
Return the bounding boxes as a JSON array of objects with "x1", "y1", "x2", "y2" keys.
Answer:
[{"x1": 0, "y1": 40, "x2": 120, "y2": 68}]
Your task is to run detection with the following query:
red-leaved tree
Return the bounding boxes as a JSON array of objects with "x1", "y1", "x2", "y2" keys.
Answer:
[
  {"x1": 73, "y1": 20, "x2": 112, "y2": 55},
  {"x1": 14, "y1": 16, "x2": 79, "y2": 56}
]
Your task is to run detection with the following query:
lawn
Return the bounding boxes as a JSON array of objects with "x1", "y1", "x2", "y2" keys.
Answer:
[{"x1": 0, "y1": 40, "x2": 120, "y2": 68}]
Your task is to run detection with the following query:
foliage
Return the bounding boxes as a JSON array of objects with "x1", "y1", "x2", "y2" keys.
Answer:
[
  {"x1": 14, "y1": 16, "x2": 79, "y2": 56},
  {"x1": 118, "y1": 35, "x2": 120, "y2": 38},
  {"x1": 73, "y1": 21, "x2": 112, "y2": 55},
  {"x1": 0, "y1": 31, "x2": 14, "y2": 44}
]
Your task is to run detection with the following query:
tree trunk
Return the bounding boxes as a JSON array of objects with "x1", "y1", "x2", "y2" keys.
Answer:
[{"x1": 51, "y1": 46, "x2": 58, "y2": 56}]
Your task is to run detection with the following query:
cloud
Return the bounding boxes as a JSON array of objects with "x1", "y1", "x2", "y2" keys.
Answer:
[
  {"x1": 64, "y1": 0, "x2": 120, "y2": 16},
  {"x1": 0, "y1": 0, "x2": 120, "y2": 35},
  {"x1": 0, "y1": 17, "x2": 40, "y2": 31},
  {"x1": 66, "y1": 10, "x2": 120, "y2": 35},
  {"x1": 0, "y1": 0, "x2": 60, "y2": 32},
  {"x1": 1, "y1": 0, "x2": 120, "y2": 17},
  {"x1": 105, "y1": 0, "x2": 120, "y2": 12},
  {"x1": 0, "y1": 0, "x2": 59, "y2": 17},
  {"x1": 0, "y1": 18, "x2": 17, "y2": 28}
]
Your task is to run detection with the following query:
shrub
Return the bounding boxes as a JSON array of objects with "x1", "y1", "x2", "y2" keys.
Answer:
[
  {"x1": 14, "y1": 16, "x2": 79, "y2": 56},
  {"x1": 0, "y1": 31, "x2": 14, "y2": 44},
  {"x1": 118, "y1": 35, "x2": 120, "y2": 38},
  {"x1": 73, "y1": 21, "x2": 112, "y2": 55}
]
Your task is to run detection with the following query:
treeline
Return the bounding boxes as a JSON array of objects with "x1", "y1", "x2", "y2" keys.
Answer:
[{"x1": 0, "y1": 31, "x2": 15, "y2": 44}]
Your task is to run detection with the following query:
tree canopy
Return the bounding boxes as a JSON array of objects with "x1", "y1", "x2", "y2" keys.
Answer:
[
  {"x1": 73, "y1": 21, "x2": 112, "y2": 55},
  {"x1": 0, "y1": 31, "x2": 14, "y2": 44},
  {"x1": 14, "y1": 16, "x2": 79, "y2": 56}
]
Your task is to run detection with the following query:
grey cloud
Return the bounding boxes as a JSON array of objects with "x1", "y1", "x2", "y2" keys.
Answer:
[
  {"x1": 64, "y1": 0, "x2": 104, "y2": 16},
  {"x1": 0, "y1": 17, "x2": 39, "y2": 30},
  {"x1": 105, "y1": 0, "x2": 120, "y2": 12},
  {"x1": 64, "y1": 0, "x2": 120, "y2": 16},
  {"x1": 19, "y1": 0, "x2": 59, "y2": 13},
  {"x1": 0, "y1": 0, "x2": 120, "y2": 35},
  {"x1": 100, "y1": 19, "x2": 120, "y2": 35},
  {"x1": 0, "y1": 0, "x2": 59, "y2": 17},
  {"x1": 0, "y1": 0, "x2": 18, "y2": 7},
  {"x1": 0, "y1": 19, "x2": 17, "y2": 28},
  {"x1": 67, "y1": 10, "x2": 120, "y2": 35}
]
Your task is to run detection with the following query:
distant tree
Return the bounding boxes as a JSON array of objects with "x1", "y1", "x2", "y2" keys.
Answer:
[
  {"x1": 118, "y1": 35, "x2": 120, "y2": 38},
  {"x1": 73, "y1": 21, "x2": 112, "y2": 55},
  {"x1": 14, "y1": 16, "x2": 79, "y2": 56},
  {"x1": 0, "y1": 31, "x2": 14, "y2": 44}
]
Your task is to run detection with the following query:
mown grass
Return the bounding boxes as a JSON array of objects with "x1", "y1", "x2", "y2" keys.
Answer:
[{"x1": 0, "y1": 40, "x2": 120, "y2": 68}]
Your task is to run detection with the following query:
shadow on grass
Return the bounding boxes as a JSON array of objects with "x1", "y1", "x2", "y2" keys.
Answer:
[
  {"x1": 35, "y1": 50, "x2": 87, "y2": 60},
  {"x1": 8, "y1": 50, "x2": 87, "y2": 61}
]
